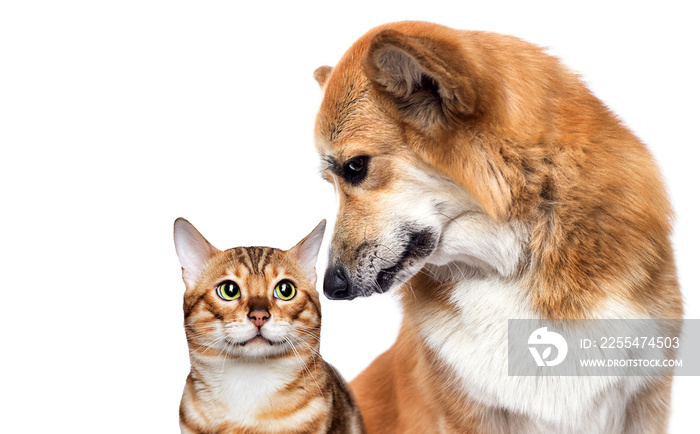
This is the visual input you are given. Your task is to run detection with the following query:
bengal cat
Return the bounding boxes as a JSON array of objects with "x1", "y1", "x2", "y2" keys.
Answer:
[{"x1": 173, "y1": 218, "x2": 365, "y2": 434}]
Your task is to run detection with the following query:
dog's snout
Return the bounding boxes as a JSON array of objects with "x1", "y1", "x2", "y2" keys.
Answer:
[{"x1": 323, "y1": 266, "x2": 354, "y2": 300}]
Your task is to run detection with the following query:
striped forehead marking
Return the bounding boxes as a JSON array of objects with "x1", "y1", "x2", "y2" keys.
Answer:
[{"x1": 227, "y1": 247, "x2": 277, "y2": 276}]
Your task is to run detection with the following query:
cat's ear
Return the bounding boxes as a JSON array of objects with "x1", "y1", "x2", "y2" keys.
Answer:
[
  {"x1": 174, "y1": 218, "x2": 220, "y2": 289},
  {"x1": 288, "y1": 220, "x2": 326, "y2": 283}
]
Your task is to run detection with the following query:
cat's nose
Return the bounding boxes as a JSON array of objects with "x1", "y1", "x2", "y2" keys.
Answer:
[
  {"x1": 248, "y1": 310, "x2": 270, "y2": 328},
  {"x1": 323, "y1": 265, "x2": 353, "y2": 300}
]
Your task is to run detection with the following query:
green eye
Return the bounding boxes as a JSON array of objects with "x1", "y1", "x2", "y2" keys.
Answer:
[
  {"x1": 274, "y1": 280, "x2": 296, "y2": 301},
  {"x1": 217, "y1": 281, "x2": 240, "y2": 301}
]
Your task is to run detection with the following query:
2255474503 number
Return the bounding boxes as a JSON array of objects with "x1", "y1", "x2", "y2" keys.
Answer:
[{"x1": 599, "y1": 336, "x2": 679, "y2": 349}]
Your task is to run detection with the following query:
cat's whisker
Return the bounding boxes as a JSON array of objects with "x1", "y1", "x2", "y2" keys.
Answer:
[
  {"x1": 287, "y1": 335, "x2": 325, "y2": 400},
  {"x1": 184, "y1": 321, "x2": 218, "y2": 327},
  {"x1": 293, "y1": 330, "x2": 322, "y2": 342},
  {"x1": 286, "y1": 335, "x2": 325, "y2": 382},
  {"x1": 289, "y1": 334, "x2": 322, "y2": 354},
  {"x1": 188, "y1": 338, "x2": 220, "y2": 355},
  {"x1": 199, "y1": 335, "x2": 227, "y2": 350},
  {"x1": 188, "y1": 335, "x2": 227, "y2": 360},
  {"x1": 174, "y1": 220, "x2": 363, "y2": 431},
  {"x1": 218, "y1": 340, "x2": 228, "y2": 373},
  {"x1": 184, "y1": 330, "x2": 220, "y2": 340},
  {"x1": 293, "y1": 329, "x2": 321, "y2": 341},
  {"x1": 294, "y1": 325, "x2": 322, "y2": 331},
  {"x1": 284, "y1": 336, "x2": 309, "y2": 393},
  {"x1": 293, "y1": 339, "x2": 324, "y2": 366}
]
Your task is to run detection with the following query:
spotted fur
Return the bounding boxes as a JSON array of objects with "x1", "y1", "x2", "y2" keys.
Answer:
[{"x1": 174, "y1": 219, "x2": 364, "y2": 434}]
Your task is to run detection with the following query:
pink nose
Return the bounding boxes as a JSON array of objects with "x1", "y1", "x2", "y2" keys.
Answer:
[{"x1": 248, "y1": 310, "x2": 270, "y2": 328}]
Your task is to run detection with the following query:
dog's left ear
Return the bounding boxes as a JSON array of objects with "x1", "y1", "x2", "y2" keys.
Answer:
[
  {"x1": 314, "y1": 66, "x2": 333, "y2": 88},
  {"x1": 364, "y1": 29, "x2": 475, "y2": 130}
]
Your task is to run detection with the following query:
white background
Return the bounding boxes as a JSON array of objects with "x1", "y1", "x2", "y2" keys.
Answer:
[{"x1": 1, "y1": 1, "x2": 698, "y2": 432}]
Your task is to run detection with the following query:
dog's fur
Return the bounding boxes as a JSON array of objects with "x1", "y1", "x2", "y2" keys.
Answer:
[{"x1": 313, "y1": 21, "x2": 682, "y2": 433}]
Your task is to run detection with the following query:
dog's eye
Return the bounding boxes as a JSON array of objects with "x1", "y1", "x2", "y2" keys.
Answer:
[{"x1": 343, "y1": 156, "x2": 369, "y2": 185}]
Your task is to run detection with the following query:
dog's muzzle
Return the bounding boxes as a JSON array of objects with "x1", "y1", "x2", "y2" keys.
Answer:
[
  {"x1": 323, "y1": 226, "x2": 437, "y2": 300},
  {"x1": 323, "y1": 265, "x2": 356, "y2": 300}
]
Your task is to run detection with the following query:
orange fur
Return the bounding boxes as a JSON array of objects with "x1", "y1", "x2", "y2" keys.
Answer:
[
  {"x1": 314, "y1": 21, "x2": 682, "y2": 433},
  {"x1": 174, "y1": 219, "x2": 364, "y2": 433}
]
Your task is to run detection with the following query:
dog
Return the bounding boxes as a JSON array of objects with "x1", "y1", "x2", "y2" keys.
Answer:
[{"x1": 312, "y1": 21, "x2": 682, "y2": 433}]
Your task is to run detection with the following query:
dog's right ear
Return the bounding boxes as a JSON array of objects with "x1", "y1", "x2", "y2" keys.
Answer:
[
  {"x1": 313, "y1": 66, "x2": 333, "y2": 88},
  {"x1": 364, "y1": 29, "x2": 475, "y2": 130}
]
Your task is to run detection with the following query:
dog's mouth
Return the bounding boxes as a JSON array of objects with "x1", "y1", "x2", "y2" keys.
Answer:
[
  {"x1": 324, "y1": 226, "x2": 437, "y2": 300},
  {"x1": 375, "y1": 228, "x2": 436, "y2": 291}
]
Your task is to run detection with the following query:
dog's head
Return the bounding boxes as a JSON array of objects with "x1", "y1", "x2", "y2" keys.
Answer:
[
  {"x1": 313, "y1": 22, "x2": 529, "y2": 300},
  {"x1": 312, "y1": 22, "x2": 676, "y2": 319}
]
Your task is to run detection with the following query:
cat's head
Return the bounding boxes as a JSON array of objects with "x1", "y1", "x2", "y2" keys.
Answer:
[{"x1": 174, "y1": 219, "x2": 326, "y2": 360}]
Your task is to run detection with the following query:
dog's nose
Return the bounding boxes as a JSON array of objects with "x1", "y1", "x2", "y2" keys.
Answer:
[
  {"x1": 324, "y1": 266, "x2": 353, "y2": 300},
  {"x1": 248, "y1": 310, "x2": 270, "y2": 328}
]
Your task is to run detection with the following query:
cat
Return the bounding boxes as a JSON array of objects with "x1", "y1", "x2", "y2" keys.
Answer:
[{"x1": 173, "y1": 218, "x2": 365, "y2": 434}]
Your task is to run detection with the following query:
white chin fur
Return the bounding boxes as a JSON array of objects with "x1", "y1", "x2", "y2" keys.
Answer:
[
  {"x1": 221, "y1": 321, "x2": 294, "y2": 359},
  {"x1": 386, "y1": 162, "x2": 527, "y2": 281}
]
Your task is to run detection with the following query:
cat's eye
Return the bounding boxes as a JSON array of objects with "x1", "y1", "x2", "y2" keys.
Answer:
[
  {"x1": 274, "y1": 280, "x2": 296, "y2": 301},
  {"x1": 342, "y1": 155, "x2": 369, "y2": 185},
  {"x1": 217, "y1": 281, "x2": 241, "y2": 301}
]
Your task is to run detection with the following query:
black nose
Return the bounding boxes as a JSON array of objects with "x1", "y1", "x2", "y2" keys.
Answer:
[{"x1": 323, "y1": 265, "x2": 353, "y2": 300}]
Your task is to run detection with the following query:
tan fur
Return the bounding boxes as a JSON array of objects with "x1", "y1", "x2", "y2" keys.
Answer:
[
  {"x1": 313, "y1": 21, "x2": 682, "y2": 433},
  {"x1": 174, "y1": 219, "x2": 364, "y2": 434}
]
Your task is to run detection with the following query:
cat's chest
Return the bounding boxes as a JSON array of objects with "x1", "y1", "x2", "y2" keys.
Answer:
[{"x1": 205, "y1": 359, "x2": 298, "y2": 424}]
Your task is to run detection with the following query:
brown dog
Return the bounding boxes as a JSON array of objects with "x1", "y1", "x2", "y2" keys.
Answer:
[{"x1": 313, "y1": 21, "x2": 682, "y2": 433}]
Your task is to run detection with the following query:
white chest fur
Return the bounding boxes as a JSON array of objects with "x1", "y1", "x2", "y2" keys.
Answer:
[
  {"x1": 194, "y1": 358, "x2": 300, "y2": 426},
  {"x1": 415, "y1": 276, "x2": 644, "y2": 433}
]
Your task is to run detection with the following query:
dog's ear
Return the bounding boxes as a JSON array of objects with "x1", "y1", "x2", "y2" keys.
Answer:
[
  {"x1": 364, "y1": 29, "x2": 475, "y2": 129},
  {"x1": 314, "y1": 66, "x2": 333, "y2": 88}
]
